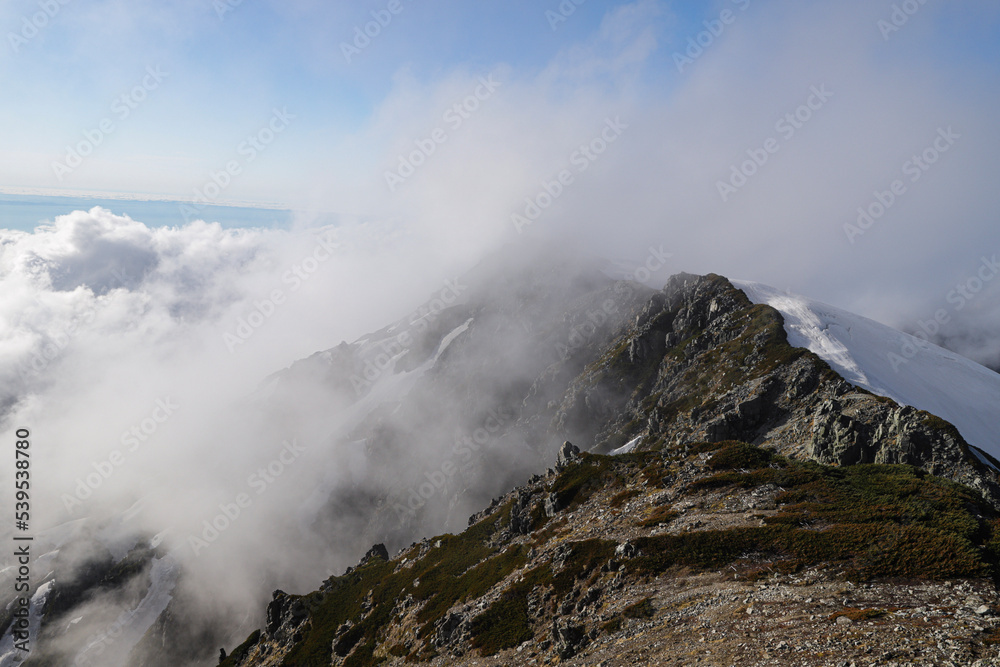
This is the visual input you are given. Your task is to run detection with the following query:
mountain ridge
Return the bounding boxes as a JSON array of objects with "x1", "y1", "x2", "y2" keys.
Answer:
[{"x1": 211, "y1": 270, "x2": 1000, "y2": 666}]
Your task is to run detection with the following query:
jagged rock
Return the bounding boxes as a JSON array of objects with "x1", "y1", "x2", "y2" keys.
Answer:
[
  {"x1": 557, "y1": 441, "x2": 581, "y2": 468},
  {"x1": 434, "y1": 612, "x2": 469, "y2": 648},
  {"x1": 544, "y1": 492, "x2": 563, "y2": 517},
  {"x1": 361, "y1": 543, "x2": 389, "y2": 565},
  {"x1": 506, "y1": 490, "x2": 534, "y2": 535},
  {"x1": 577, "y1": 587, "x2": 602, "y2": 611},
  {"x1": 615, "y1": 541, "x2": 638, "y2": 559},
  {"x1": 553, "y1": 274, "x2": 1000, "y2": 508},
  {"x1": 552, "y1": 618, "x2": 588, "y2": 659},
  {"x1": 553, "y1": 543, "x2": 572, "y2": 569},
  {"x1": 468, "y1": 496, "x2": 506, "y2": 526},
  {"x1": 265, "y1": 591, "x2": 287, "y2": 637},
  {"x1": 265, "y1": 590, "x2": 307, "y2": 642}
]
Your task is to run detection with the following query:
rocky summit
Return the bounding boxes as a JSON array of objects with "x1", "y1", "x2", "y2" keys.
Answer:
[{"x1": 212, "y1": 270, "x2": 1000, "y2": 667}]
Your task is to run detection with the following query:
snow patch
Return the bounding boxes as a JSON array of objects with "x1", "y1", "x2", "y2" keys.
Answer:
[
  {"x1": 0, "y1": 580, "x2": 54, "y2": 667},
  {"x1": 735, "y1": 280, "x2": 1000, "y2": 459},
  {"x1": 610, "y1": 437, "x2": 641, "y2": 456},
  {"x1": 969, "y1": 446, "x2": 1000, "y2": 473},
  {"x1": 150, "y1": 529, "x2": 170, "y2": 549},
  {"x1": 71, "y1": 556, "x2": 178, "y2": 667}
]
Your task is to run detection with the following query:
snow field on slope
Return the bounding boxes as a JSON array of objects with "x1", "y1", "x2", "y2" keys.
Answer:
[{"x1": 735, "y1": 280, "x2": 1000, "y2": 460}]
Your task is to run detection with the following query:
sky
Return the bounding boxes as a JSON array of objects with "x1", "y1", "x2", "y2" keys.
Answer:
[
  {"x1": 0, "y1": 0, "x2": 997, "y2": 409},
  {"x1": 0, "y1": 0, "x2": 999, "y2": 438},
  {"x1": 1, "y1": 0, "x2": 997, "y2": 323},
  {"x1": 1, "y1": 0, "x2": 671, "y2": 204}
]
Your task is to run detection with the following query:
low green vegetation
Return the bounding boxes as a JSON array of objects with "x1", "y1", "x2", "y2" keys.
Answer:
[
  {"x1": 274, "y1": 499, "x2": 530, "y2": 666},
  {"x1": 922, "y1": 413, "x2": 963, "y2": 439},
  {"x1": 600, "y1": 617, "x2": 623, "y2": 633},
  {"x1": 595, "y1": 597, "x2": 656, "y2": 637},
  {"x1": 609, "y1": 488, "x2": 641, "y2": 508},
  {"x1": 829, "y1": 608, "x2": 892, "y2": 622},
  {"x1": 551, "y1": 539, "x2": 617, "y2": 596},
  {"x1": 468, "y1": 589, "x2": 534, "y2": 655},
  {"x1": 622, "y1": 597, "x2": 656, "y2": 619},
  {"x1": 415, "y1": 544, "x2": 527, "y2": 630},
  {"x1": 550, "y1": 455, "x2": 621, "y2": 509},
  {"x1": 632, "y1": 442, "x2": 1000, "y2": 582},
  {"x1": 706, "y1": 441, "x2": 776, "y2": 470},
  {"x1": 637, "y1": 505, "x2": 679, "y2": 528},
  {"x1": 218, "y1": 630, "x2": 260, "y2": 667},
  {"x1": 468, "y1": 538, "x2": 616, "y2": 655}
]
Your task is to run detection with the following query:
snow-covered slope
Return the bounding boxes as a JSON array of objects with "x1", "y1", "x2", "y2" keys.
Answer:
[
  {"x1": 69, "y1": 556, "x2": 178, "y2": 667},
  {"x1": 0, "y1": 581, "x2": 52, "y2": 667},
  {"x1": 735, "y1": 281, "x2": 1000, "y2": 460}
]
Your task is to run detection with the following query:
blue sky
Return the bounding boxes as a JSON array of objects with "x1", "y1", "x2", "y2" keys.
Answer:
[
  {"x1": 0, "y1": 0, "x2": 870, "y2": 203},
  {"x1": 3, "y1": 1, "x2": 998, "y2": 208},
  {"x1": 2, "y1": 0, "x2": 672, "y2": 202}
]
